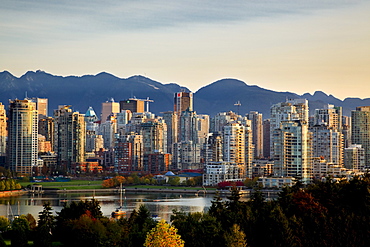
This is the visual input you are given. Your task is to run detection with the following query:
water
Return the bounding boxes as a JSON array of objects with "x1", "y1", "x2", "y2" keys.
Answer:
[{"x1": 0, "y1": 191, "x2": 223, "y2": 222}]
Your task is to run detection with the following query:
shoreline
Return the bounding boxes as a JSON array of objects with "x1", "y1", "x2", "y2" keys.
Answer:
[{"x1": 38, "y1": 187, "x2": 281, "y2": 196}]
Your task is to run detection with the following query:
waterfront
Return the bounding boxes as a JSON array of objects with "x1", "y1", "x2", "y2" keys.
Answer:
[{"x1": 0, "y1": 191, "x2": 221, "y2": 222}]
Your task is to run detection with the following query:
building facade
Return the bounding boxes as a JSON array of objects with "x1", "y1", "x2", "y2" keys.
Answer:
[{"x1": 7, "y1": 99, "x2": 38, "y2": 175}]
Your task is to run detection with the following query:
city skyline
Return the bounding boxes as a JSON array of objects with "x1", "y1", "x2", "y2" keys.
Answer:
[{"x1": 1, "y1": 1, "x2": 370, "y2": 100}]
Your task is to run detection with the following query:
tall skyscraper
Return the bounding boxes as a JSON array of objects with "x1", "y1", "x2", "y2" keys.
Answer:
[
  {"x1": 163, "y1": 111, "x2": 178, "y2": 154},
  {"x1": 99, "y1": 115, "x2": 117, "y2": 149},
  {"x1": 101, "y1": 99, "x2": 120, "y2": 123},
  {"x1": 263, "y1": 119, "x2": 270, "y2": 158},
  {"x1": 270, "y1": 99, "x2": 309, "y2": 157},
  {"x1": 120, "y1": 98, "x2": 145, "y2": 113},
  {"x1": 0, "y1": 103, "x2": 6, "y2": 156},
  {"x1": 85, "y1": 106, "x2": 99, "y2": 132},
  {"x1": 38, "y1": 117, "x2": 55, "y2": 152},
  {"x1": 30, "y1": 97, "x2": 48, "y2": 120},
  {"x1": 197, "y1": 114, "x2": 210, "y2": 146},
  {"x1": 140, "y1": 119, "x2": 167, "y2": 171},
  {"x1": 310, "y1": 124, "x2": 343, "y2": 165},
  {"x1": 223, "y1": 122, "x2": 245, "y2": 165},
  {"x1": 273, "y1": 120, "x2": 312, "y2": 184},
  {"x1": 204, "y1": 132, "x2": 223, "y2": 163},
  {"x1": 351, "y1": 106, "x2": 370, "y2": 168},
  {"x1": 314, "y1": 104, "x2": 342, "y2": 130},
  {"x1": 7, "y1": 99, "x2": 38, "y2": 175},
  {"x1": 174, "y1": 92, "x2": 193, "y2": 113},
  {"x1": 248, "y1": 111, "x2": 263, "y2": 158},
  {"x1": 179, "y1": 109, "x2": 198, "y2": 143},
  {"x1": 114, "y1": 132, "x2": 143, "y2": 172},
  {"x1": 344, "y1": 144, "x2": 365, "y2": 171},
  {"x1": 54, "y1": 106, "x2": 86, "y2": 169}
]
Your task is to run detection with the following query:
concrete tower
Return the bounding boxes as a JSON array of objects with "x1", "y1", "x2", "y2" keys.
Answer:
[
  {"x1": 7, "y1": 99, "x2": 38, "y2": 175},
  {"x1": 351, "y1": 106, "x2": 370, "y2": 168},
  {"x1": 54, "y1": 106, "x2": 86, "y2": 170}
]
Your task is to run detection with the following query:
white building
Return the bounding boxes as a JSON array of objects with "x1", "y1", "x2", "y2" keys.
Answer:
[{"x1": 203, "y1": 162, "x2": 245, "y2": 186}]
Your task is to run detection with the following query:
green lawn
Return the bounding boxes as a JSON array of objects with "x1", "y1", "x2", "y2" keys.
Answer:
[
  {"x1": 18, "y1": 180, "x2": 103, "y2": 190},
  {"x1": 17, "y1": 180, "x2": 216, "y2": 191}
]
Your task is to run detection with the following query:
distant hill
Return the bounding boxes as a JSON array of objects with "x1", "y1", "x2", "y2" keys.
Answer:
[{"x1": 0, "y1": 70, "x2": 369, "y2": 118}]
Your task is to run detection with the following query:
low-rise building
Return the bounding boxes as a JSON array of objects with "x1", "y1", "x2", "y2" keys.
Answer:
[{"x1": 203, "y1": 162, "x2": 245, "y2": 186}]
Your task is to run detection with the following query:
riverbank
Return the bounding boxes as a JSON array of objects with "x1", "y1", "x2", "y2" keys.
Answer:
[
  {"x1": 43, "y1": 187, "x2": 217, "y2": 195},
  {"x1": 0, "y1": 190, "x2": 26, "y2": 197}
]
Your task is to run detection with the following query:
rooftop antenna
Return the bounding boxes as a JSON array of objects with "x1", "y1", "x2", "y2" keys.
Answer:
[
  {"x1": 234, "y1": 101, "x2": 241, "y2": 115},
  {"x1": 25, "y1": 91, "x2": 28, "y2": 99}
]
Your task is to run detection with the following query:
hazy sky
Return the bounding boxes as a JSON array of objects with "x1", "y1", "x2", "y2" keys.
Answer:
[{"x1": 1, "y1": 0, "x2": 370, "y2": 99}]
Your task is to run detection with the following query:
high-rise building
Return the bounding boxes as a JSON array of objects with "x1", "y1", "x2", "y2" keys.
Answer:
[
  {"x1": 197, "y1": 114, "x2": 210, "y2": 146},
  {"x1": 7, "y1": 99, "x2": 38, "y2": 175},
  {"x1": 172, "y1": 141, "x2": 201, "y2": 170},
  {"x1": 101, "y1": 99, "x2": 120, "y2": 123},
  {"x1": 203, "y1": 132, "x2": 223, "y2": 163},
  {"x1": 223, "y1": 122, "x2": 245, "y2": 165},
  {"x1": 179, "y1": 109, "x2": 198, "y2": 143},
  {"x1": 163, "y1": 111, "x2": 178, "y2": 154},
  {"x1": 248, "y1": 111, "x2": 263, "y2": 158},
  {"x1": 313, "y1": 104, "x2": 342, "y2": 130},
  {"x1": 174, "y1": 92, "x2": 193, "y2": 113},
  {"x1": 0, "y1": 103, "x2": 7, "y2": 156},
  {"x1": 342, "y1": 116, "x2": 351, "y2": 148},
  {"x1": 344, "y1": 144, "x2": 365, "y2": 171},
  {"x1": 310, "y1": 124, "x2": 343, "y2": 165},
  {"x1": 99, "y1": 115, "x2": 117, "y2": 149},
  {"x1": 85, "y1": 106, "x2": 99, "y2": 132},
  {"x1": 120, "y1": 98, "x2": 145, "y2": 113},
  {"x1": 140, "y1": 119, "x2": 167, "y2": 171},
  {"x1": 114, "y1": 132, "x2": 143, "y2": 172},
  {"x1": 148, "y1": 152, "x2": 171, "y2": 174},
  {"x1": 54, "y1": 106, "x2": 86, "y2": 169},
  {"x1": 86, "y1": 131, "x2": 103, "y2": 152},
  {"x1": 270, "y1": 99, "x2": 309, "y2": 158},
  {"x1": 30, "y1": 97, "x2": 48, "y2": 120},
  {"x1": 273, "y1": 120, "x2": 312, "y2": 184},
  {"x1": 263, "y1": 119, "x2": 270, "y2": 158},
  {"x1": 38, "y1": 117, "x2": 55, "y2": 152},
  {"x1": 351, "y1": 106, "x2": 370, "y2": 168},
  {"x1": 211, "y1": 111, "x2": 240, "y2": 133}
]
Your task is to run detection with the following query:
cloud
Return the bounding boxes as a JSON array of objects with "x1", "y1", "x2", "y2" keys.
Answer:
[{"x1": 1, "y1": 0, "x2": 364, "y2": 38}]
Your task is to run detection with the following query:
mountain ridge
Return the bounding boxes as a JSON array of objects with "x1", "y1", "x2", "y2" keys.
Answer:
[{"x1": 0, "y1": 70, "x2": 368, "y2": 117}]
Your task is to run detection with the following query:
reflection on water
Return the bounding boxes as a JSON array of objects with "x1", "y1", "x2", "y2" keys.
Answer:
[{"x1": 0, "y1": 192, "x2": 231, "y2": 222}]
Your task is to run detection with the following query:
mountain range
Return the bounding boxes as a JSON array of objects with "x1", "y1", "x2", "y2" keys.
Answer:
[{"x1": 1, "y1": 70, "x2": 369, "y2": 118}]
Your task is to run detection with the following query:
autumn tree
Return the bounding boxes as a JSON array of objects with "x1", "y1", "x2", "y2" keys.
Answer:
[
  {"x1": 144, "y1": 219, "x2": 184, "y2": 247},
  {"x1": 224, "y1": 224, "x2": 247, "y2": 247}
]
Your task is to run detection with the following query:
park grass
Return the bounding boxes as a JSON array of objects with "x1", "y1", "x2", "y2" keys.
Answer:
[
  {"x1": 18, "y1": 180, "x2": 103, "y2": 190},
  {"x1": 17, "y1": 180, "x2": 216, "y2": 191}
]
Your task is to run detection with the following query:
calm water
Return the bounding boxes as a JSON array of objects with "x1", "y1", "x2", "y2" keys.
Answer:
[{"x1": 0, "y1": 191, "x2": 229, "y2": 222}]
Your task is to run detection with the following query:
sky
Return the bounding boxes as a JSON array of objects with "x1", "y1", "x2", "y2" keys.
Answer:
[{"x1": 1, "y1": 0, "x2": 370, "y2": 100}]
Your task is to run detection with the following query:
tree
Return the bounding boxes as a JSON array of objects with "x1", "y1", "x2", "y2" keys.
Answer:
[
  {"x1": 34, "y1": 202, "x2": 54, "y2": 247},
  {"x1": 144, "y1": 219, "x2": 184, "y2": 247},
  {"x1": 11, "y1": 216, "x2": 30, "y2": 247},
  {"x1": 168, "y1": 177, "x2": 180, "y2": 186},
  {"x1": 128, "y1": 205, "x2": 156, "y2": 247},
  {"x1": 25, "y1": 213, "x2": 37, "y2": 231},
  {"x1": 224, "y1": 224, "x2": 247, "y2": 247},
  {"x1": 0, "y1": 216, "x2": 9, "y2": 232},
  {"x1": 55, "y1": 199, "x2": 103, "y2": 243}
]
